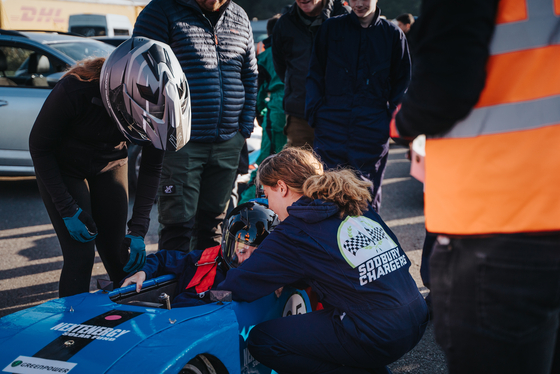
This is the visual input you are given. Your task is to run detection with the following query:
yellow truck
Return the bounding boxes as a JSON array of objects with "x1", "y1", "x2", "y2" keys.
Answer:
[{"x1": 0, "y1": 0, "x2": 148, "y2": 32}]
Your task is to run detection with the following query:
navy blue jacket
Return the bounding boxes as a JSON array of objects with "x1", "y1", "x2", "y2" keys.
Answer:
[
  {"x1": 272, "y1": 0, "x2": 351, "y2": 118},
  {"x1": 219, "y1": 197, "x2": 427, "y2": 348},
  {"x1": 306, "y1": 10, "x2": 410, "y2": 157},
  {"x1": 142, "y1": 249, "x2": 227, "y2": 308},
  {"x1": 133, "y1": 0, "x2": 257, "y2": 142}
]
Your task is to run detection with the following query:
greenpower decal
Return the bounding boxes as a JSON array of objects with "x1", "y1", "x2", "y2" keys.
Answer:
[{"x1": 2, "y1": 356, "x2": 76, "y2": 374}]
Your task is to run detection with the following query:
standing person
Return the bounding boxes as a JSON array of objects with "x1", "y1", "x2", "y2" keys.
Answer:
[
  {"x1": 306, "y1": 0, "x2": 410, "y2": 212},
  {"x1": 395, "y1": 13, "x2": 414, "y2": 35},
  {"x1": 133, "y1": 0, "x2": 258, "y2": 253},
  {"x1": 272, "y1": 0, "x2": 350, "y2": 147},
  {"x1": 256, "y1": 14, "x2": 287, "y2": 165},
  {"x1": 393, "y1": 0, "x2": 560, "y2": 373},
  {"x1": 219, "y1": 148, "x2": 428, "y2": 374},
  {"x1": 239, "y1": 14, "x2": 287, "y2": 205},
  {"x1": 29, "y1": 38, "x2": 190, "y2": 297}
]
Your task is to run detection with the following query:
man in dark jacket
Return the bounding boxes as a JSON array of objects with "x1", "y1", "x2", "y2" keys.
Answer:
[
  {"x1": 133, "y1": 0, "x2": 258, "y2": 253},
  {"x1": 306, "y1": 0, "x2": 410, "y2": 212},
  {"x1": 272, "y1": 0, "x2": 350, "y2": 147}
]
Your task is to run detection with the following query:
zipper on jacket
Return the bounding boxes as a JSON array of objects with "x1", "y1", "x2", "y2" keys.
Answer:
[
  {"x1": 213, "y1": 26, "x2": 224, "y2": 142},
  {"x1": 201, "y1": 11, "x2": 224, "y2": 142}
]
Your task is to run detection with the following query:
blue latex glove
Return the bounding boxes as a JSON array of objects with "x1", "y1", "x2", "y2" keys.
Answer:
[
  {"x1": 122, "y1": 234, "x2": 146, "y2": 273},
  {"x1": 62, "y1": 208, "x2": 98, "y2": 242}
]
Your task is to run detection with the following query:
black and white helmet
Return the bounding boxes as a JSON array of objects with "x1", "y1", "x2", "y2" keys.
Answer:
[
  {"x1": 221, "y1": 201, "x2": 280, "y2": 270},
  {"x1": 100, "y1": 37, "x2": 191, "y2": 151}
]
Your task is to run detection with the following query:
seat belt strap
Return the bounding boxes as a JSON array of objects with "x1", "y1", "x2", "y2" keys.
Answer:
[{"x1": 186, "y1": 244, "x2": 221, "y2": 296}]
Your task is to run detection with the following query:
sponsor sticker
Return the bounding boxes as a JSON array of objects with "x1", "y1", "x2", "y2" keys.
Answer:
[
  {"x1": 49, "y1": 322, "x2": 130, "y2": 342},
  {"x1": 2, "y1": 356, "x2": 76, "y2": 374}
]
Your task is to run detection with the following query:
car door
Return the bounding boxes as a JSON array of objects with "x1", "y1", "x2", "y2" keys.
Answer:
[{"x1": 0, "y1": 41, "x2": 69, "y2": 176}]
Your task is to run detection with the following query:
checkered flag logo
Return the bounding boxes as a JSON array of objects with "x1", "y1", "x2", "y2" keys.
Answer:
[{"x1": 343, "y1": 227, "x2": 388, "y2": 256}]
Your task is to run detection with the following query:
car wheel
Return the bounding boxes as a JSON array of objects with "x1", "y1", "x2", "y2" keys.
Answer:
[
  {"x1": 179, "y1": 355, "x2": 215, "y2": 374},
  {"x1": 127, "y1": 144, "x2": 142, "y2": 196}
]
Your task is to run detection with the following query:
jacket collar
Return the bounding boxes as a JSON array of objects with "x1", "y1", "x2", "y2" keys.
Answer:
[
  {"x1": 263, "y1": 36, "x2": 272, "y2": 49},
  {"x1": 287, "y1": 196, "x2": 340, "y2": 224},
  {"x1": 288, "y1": 0, "x2": 345, "y2": 21},
  {"x1": 176, "y1": 0, "x2": 232, "y2": 18}
]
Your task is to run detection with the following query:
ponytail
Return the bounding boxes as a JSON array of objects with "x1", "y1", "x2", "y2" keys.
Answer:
[{"x1": 303, "y1": 169, "x2": 372, "y2": 217}]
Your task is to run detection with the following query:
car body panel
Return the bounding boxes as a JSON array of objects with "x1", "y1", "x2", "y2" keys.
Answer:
[{"x1": 0, "y1": 275, "x2": 310, "y2": 374}]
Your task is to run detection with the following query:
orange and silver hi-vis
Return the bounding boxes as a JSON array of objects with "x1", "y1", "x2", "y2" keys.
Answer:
[{"x1": 425, "y1": 0, "x2": 560, "y2": 235}]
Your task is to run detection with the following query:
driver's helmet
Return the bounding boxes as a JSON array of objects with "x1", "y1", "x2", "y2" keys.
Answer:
[
  {"x1": 100, "y1": 37, "x2": 191, "y2": 151},
  {"x1": 222, "y1": 201, "x2": 279, "y2": 269}
]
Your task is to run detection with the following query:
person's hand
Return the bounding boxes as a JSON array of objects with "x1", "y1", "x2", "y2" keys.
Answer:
[
  {"x1": 121, "y1": 271, "x2": 146, "y2": 293},
  {"x1": 62, "y1": 207, "x2": 98, "y2": 242},
  {"x1": 275, "y1": 287, "x2": 283, "y2": 298},
  {"x1": 122, "y1": 234, "x2": 146, "y2": 273}
]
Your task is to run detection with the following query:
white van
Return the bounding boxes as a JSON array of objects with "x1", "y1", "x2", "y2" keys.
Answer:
[{"x1": 68, "y1": 14, "x2": 133, "y2": 37}]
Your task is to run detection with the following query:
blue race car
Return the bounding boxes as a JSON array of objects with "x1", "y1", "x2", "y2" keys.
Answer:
[{"x1": 0, "y1": 275, "x2": 310, "y2": 374}]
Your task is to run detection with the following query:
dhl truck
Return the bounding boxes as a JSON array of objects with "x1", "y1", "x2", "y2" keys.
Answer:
[{"x1": 0, "y1": 0, "x2": 149, "y2": 33}]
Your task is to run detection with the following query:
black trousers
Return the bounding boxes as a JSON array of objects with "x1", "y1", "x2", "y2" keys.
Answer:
[
  {"x1": 430, "y1": 233, "x2": 560, "y2": 374},
  {"x1": 37, "y1": 165, "x2": 129, "y2": 297}
]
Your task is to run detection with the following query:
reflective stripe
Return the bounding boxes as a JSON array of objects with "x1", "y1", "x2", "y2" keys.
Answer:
[
  {"x1": 441, "y1": 95, "x2": 560, "y2": 138},
  {"x1": 490, "y1": 0, "x2": 560, "y2": 54}
]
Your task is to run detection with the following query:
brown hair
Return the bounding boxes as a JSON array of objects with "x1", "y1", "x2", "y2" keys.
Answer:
[
  {"x1": 257, "y1": 147, "x2": 372, "y2": 217},
  {"x1": 62, "y1": 57, "x2": 105, "y2": 82}
]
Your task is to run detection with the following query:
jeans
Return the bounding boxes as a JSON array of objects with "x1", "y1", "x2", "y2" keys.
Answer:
[{"x1": 430, "y1": 233, "x2": 560, "y2": 374}]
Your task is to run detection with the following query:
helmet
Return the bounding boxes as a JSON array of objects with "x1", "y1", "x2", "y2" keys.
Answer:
[
  {"x1": 100, "y1": 37, "x2": 191, "y2": 151},
  {"x1": 222, "y1": 201, "x2": 280, "y2": 269}
]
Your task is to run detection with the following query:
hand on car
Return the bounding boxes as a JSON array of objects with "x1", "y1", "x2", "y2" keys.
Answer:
[
  {"x1": 121, "y1": 271, "x2": 146, "y2": 293},
  {"x1": 122, "y1": 234, "x2": 146, "y2": 273}
]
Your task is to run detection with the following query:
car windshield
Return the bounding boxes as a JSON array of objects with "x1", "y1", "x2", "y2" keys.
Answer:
[{"x1": 47, "y1": 41, "x2": 115, "y2": 62}]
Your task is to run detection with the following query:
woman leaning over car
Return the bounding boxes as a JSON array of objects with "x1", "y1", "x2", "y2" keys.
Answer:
[
  {"x1": 29, "y1": 56, "x2": 162, "y2": 297},
  {"x1": 218, "y1": 147, "x2": 428, "y2": 374},
  {"x1": 29, "y1": 38, "x2": 190, "y2": 297}
]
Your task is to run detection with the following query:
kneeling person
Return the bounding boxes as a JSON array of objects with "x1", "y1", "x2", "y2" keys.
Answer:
[{"x1": 121, "y1": 202, "x2": 279, "y2": 308}]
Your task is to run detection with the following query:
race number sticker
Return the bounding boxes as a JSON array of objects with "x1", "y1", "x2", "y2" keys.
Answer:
[
  {"x1": 3, "y1": 356, "x2": 76, "y2": 374},
  {"x1": 282, "y1": 292, "x2": 307, "y2": 317}
]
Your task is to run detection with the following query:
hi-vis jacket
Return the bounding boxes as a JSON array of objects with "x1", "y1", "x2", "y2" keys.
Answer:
[
  {"x1": 219, "y1": 197, "x2": 427, "y2": 354},
  {"x1": 395, "y1": 0, "x2": 560, "y2": 235}
]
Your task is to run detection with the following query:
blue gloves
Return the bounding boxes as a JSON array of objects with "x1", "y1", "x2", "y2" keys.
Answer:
[
  {"x1": 122, "y1": 234, "x2": 146, "y2": 273},
  {"x1": 63, "y1": 208, "x2": 98, "y2": 243}
]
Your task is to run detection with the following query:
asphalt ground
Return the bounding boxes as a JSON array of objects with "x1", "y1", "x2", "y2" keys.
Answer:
[{"x1": 0, "y1": 143, "x2": 448, "y2": 373}]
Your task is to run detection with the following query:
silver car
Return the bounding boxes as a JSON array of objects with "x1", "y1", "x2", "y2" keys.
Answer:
[{"x1": 0, "y1": 30, "x2": 115, "y2": 176}]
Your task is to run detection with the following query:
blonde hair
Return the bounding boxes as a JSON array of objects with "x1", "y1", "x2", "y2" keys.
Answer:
[
  {"x1": 257, "y1": 147, "x2": 372, "y2": 217},
  {"x1": 63, "y1": 57, "x2": 105, "y2": 82}
]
